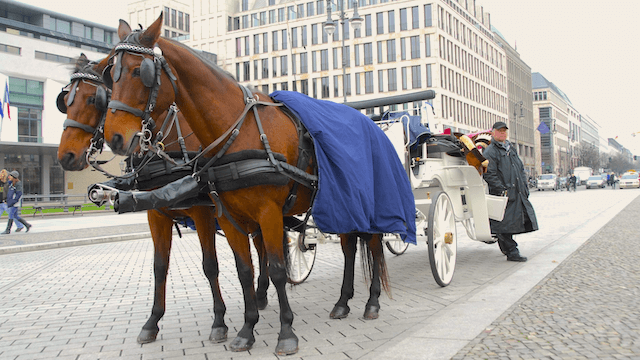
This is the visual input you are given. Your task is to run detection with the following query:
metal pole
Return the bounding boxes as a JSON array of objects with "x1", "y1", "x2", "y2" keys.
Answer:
[{"x1": 340, "y1": 0, "x2": 347, "y2": 103}]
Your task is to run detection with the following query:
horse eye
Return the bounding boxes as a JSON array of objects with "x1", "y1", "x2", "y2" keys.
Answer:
[
  {"x1": 86, "y1": 96, "x2": 96, "y2": 105},
  {"x1": 132, "y1": 68, "x2": 141, "y2": 77}
]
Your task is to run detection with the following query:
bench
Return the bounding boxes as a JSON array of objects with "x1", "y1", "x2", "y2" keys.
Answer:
[{"x1": 22, "y1": 194, "x2": 88, "y2": 217}]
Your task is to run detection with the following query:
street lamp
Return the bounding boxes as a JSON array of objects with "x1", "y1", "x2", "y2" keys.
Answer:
[
  {"x1": 513, "y1": 100, "x2": 524, "y2": 152},
  {"x1": 323, "y1": 0, "x2": 363, "y2": 103}
]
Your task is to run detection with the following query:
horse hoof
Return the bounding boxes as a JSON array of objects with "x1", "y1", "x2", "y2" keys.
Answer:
[
  {"x1": 257, "y1": 297, "x2": 268, "y2": 310},
  {"x1": 229, "y1": 336, "x2": 255, "y2": 352},
  {"x1": 209, "y1": 326, "x2": 228, "y2": 343},
  {"x1": 330, "y1": 305, "x2": 350, "y2": 319},
  {"x1": 363, "y1": 305, "x2": 380, "y2": 320},
  {"x1": 137, "y1": 329, "x2": 159, "y2": 344},
  {"x1": 275, "y1": 337, "x2": 299, "y2": 356}
]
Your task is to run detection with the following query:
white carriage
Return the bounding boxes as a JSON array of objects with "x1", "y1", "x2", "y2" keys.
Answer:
[{"x1": 286, "y1": 91, "x2": 507, "y2": 287}]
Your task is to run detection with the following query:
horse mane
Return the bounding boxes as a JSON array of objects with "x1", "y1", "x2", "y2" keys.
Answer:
[{"x1": 162, "y1": 37, "x2": 238, "y2": 83}]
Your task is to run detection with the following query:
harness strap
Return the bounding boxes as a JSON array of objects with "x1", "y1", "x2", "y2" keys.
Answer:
[
  {"x1": 63, "y1": 119, "x2": 97, "y2": 134},
  {"x1": 109, "y1": 100, "x2": 144, "y2": 117}
]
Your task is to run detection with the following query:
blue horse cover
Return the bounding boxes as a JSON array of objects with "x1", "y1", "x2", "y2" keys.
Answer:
[{"x1": 270, "y1": 91, "x2": 416, "y2": 244}]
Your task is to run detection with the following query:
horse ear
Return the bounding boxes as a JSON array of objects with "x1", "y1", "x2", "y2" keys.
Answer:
[
  {"x1": 117, "y1": 19, "x2": 132, "y2": 41},
  {"x1": 139, "y1": 13, "x2": 163, "y2": 47}
]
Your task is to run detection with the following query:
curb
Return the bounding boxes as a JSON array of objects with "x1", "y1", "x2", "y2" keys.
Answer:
[{"x1": 0, "y1": 231, "x2": 152, "y2": 255}]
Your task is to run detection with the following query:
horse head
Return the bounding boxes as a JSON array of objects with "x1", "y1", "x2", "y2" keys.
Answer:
[
  {"x1": 103, "y1": 16, "x2": 180, "y2": 156},
  {"x1": 57, "y1": 54, "x2": 111, "y2": 171}
]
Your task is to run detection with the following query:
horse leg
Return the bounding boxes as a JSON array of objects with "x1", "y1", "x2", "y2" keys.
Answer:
[
  {"x1": 260, "y1": 215, "x2": 298, "y2": 355},
  {"x1": 252, "y1": 233, "x2": 270, "y2": 310},
  {"x1": 363, "y1": 234, "x2": 385, "y2": 320},
  {"x1": 191, "y1": 209, "x2": 228, "y2": 343},
  {"x1": 137, "y1": 210, "x2": 172, "y2": 344},
  {"x1": 219, "y1": 221, "x2": 259, "y2": 352},
  {"x1": 330, "y1": 233, "x2": 357, "y2": 319}
]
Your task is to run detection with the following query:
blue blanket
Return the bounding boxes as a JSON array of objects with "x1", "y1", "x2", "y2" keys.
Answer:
[{"x1": 271, "y1": 91, "x2": 416, "y2": 244}]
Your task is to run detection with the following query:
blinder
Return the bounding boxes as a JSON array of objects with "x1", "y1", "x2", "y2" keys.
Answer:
[
  {"x1": 56, "y1": 89, "x2": 68, "y2": 114},
  {"x1": 140, "y1": 58, "x2": 156, "y2": 88},
  {"x1": 102, "y1": 64, "x2": 114, "y2": 89},
  {"x1": 95, "y1": 85, "x2": 108, "y2": 111}
]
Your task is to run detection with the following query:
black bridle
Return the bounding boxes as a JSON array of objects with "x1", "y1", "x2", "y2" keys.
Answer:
[{"x1": 57, "y1": 62, "x2": 110, "y2": 164}]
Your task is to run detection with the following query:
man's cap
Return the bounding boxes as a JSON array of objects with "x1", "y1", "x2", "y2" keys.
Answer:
[
  {"x1": 492, "y1": 121, "x2": 508, "y2": 130},
  {"x1": 9, "y1": 170, "x2": 19, "y2": 179}
]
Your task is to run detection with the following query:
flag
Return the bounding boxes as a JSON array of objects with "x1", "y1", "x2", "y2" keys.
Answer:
[
  {"x1": 537, "y1": 121, "x2": 550, "y2": 134},
  {"x1": 3, "y1": 81, "x2": 10, "y2": 120}
]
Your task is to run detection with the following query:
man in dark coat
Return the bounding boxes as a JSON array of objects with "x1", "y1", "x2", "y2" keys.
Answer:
[{"x1": 482, "y1": 121, "x2": 538, "y2": 262}]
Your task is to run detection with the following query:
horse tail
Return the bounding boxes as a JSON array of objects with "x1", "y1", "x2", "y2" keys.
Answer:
[{"x1": 359, "y1": 235, "x2": 391, "y2": 298}]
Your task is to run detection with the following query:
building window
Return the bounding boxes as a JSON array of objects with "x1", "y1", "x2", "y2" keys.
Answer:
[
  {"x1": 312, "y1": 23, "x2": 318, "y2": 45},
  {"x1": 171, "y1": 9, "x2": 177, "y2": 27},
  {"x1": 9, "y1": 77, "x2": 43, "y2": 143},
  {"x1": 376, "y1": 12, "x2": 384, "y2": 35},
  {"x1": 334, "y1": 75, "x2": 339, "y2": 98},
  {"x1": 178, "y1": 11, "x2": 184, "y2": 30},
  {"x1": 355, "y1": 73, "x2": 361, "y2": 95},
  {"x1": 262, "y1": 59, "x2": 269, "y2": 79},
  {"x1": 400, "y1": 8, "x2": 407, "y2": 31},
  {"x1": 307, "y1": 2, "x2": 315, "y2": 16},
  {"x1": 242, "y1": 0, "x2": 249, "y2": 11},
  {"x1": 164, "y1": 7, "x2": 170, "y2": 25},
  {"x1": 243, "y1": 61, "x2": 250, "y2": 81},
  {"x1": 263, "y1": 33, "x2": 268, "y2": 52},
  {"x1": 300, "y1": 52, "x2": 308, "y2": 73},
  {"x1": 354, "y1": 44, "x2": 361, "y2": 66},
  {"x1": 288, "y1": 6, "x2": 296, "y2": 20},
  {"x1": 313, "y1": 78, "x2": 318, "y2": 98},
  {"x1": 425, "y1": 34, "x2": 431, "y2": 57},
  {"x1": 388, "y1": 10, "x2": 395, "y2": 33},
  {"x1": 426, "y1": 64, "x2": 432, "y2": 87},
  {"x1": 345, "y1": 73, "x2": 351, "y2": 96},
  {"x1": 365, "y1": 14, "x2": 372, "y2": 36},
  {"x1": 387, "y1": 39, "x2": 396, "y2": 62},
  {"x1": 254, "y1": 34, "x2": 260, "y2": 54},
  {"x1": 254, "y1": 60, "x2": 259, "y2": 80},
  {"x1": 281, "y1": 55, "x2": 288, "y2": 76},
  {"x1": 185, "y1": 14, "x2": 190, "y2": 32},
  {"x1": 278, "y1": 8, "x2": 285, "y2": 22},
  {"x1": 282, "y1": 29, "x2": 288, "y2": 49},
  {"x1": 378, "y1": 70, "x2": 384, "y2": 92},
  {"x1": 298, "y1": 4, "x2": 305, "y2": 18},
  {"x1": 35, "y1": 51, "x2": 73, "y2": 63},
  {"x1": 365, "y1": 71, "x2": 373, "y2": 94},
  {"x1": 292, "y1": 27, "x2": 298, "y2": 48},
  {"x1": 333, "y1": 47, "x2": 339, "y2": 69},
  {"x1": 273, "y1": 57, "x2": 278, "y2": 77},
  {"x1": 321, "y1": 49, "x2": 329, "y2": 70},
  {"x1": 301, "y1": 25, "x2": 307, "y2": 47},
  {"x1": 301, "y1": 79, "x2": 309, "y2": 95},
  {"x1": 321, "y1": 76, "x2": 329, "y2": 98},
  {"x1": 411, "y1": 65, "x2": 421, "y2": 89},
  {"x1": 411, "y1": 6, "x2": 419, "y2": 29},
  {"x1": 410, "y1": 35, "x2": 420, "y2": 59},
  {"x1": 244, "y1": 36, "x2": 250, "y2": 56},
  {"x1": 364, "y1": 43, "x2": 373, "y2": 65},
  {"x1": 343, "y1": 46, "x2": 350, "y2": 67},
  {"x1": 377, "y1": 41, "x2": 383, "y2": 64},
  {"x1": 0, "y1": 43, "x2": 20, "y2": 55},
  {"x1": 401, "y1": 67, "x2": 408, "y2": 90},
  {"x1": 269, "y1": 10, "x2": 276, "y2": 24},
  {"x1": 317, "y1": 0, "x2": 325, "y2": 15},
  {"x1": 388, "y1": 68, "x2": 397, "y2": 91},
  {"x1": 273, "y1": 31, "x2": 279, "y2": 51},
  {"x1": 400, "y1": 37, "x2": 407, "y2": 60},
  {"x1": 424, "y1": 4, "x2": 432, "y2": 27}
]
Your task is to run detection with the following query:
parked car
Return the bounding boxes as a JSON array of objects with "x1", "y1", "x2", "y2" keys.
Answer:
[
  {"x1": 537, "y1": 174, "x2": 558, "y2": 191},
  {"x1": 619, "y1": 173, "x2": 640, "y2": 189},
  {"x1": 586, "y1": 175, "x2": 606, "y2": 189},
  {"x1": 558, "y1": 177, "x2": 568, "y2": 191}
]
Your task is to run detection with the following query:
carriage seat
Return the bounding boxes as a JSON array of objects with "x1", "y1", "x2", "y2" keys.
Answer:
[{"x1": 425, "y1": 134, "x2": 464, "y2": 157}]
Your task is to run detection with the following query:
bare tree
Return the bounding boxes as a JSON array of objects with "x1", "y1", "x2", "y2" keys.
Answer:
[{"x1": 576, "y1": 142, "x2": 600, "y2": 170}]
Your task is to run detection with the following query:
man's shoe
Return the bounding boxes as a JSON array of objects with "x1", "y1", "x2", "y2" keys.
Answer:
[
  {"x1": 507, "y1": 253, "x2": 527, "y2": 262},
  {"x1": 15, "y1": 227, "x2": 23, "y2": 232},
  {"x1": 1, "y1": 229, "x2": 9, "y2": 235},
  {"x1": 25, "y1": 224, "x2": 31, "y2": 233}
]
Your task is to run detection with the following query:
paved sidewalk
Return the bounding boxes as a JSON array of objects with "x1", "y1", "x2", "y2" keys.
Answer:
[
  {"x1": 0, "y1": 211, "x2": 150, "y2": 254},
  {"x1": 0, "y1": 189, "x2": 638, "y2": 359}
]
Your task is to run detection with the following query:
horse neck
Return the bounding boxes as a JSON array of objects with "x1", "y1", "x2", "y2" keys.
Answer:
[{"x1": 159, "y1": 38, "x2": 246, "y2": 147}]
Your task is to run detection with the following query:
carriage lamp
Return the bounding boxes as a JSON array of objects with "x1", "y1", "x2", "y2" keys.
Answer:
[{"x1": 323, "y1": 0, "x2": 363, "y2": 103}]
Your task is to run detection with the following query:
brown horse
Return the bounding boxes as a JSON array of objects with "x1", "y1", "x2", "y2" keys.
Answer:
[
  {"x1": 56, "y1": 54, "x2": 273, "y2": 345},
  {"x1": 101, "y1": 15, "x2": 391, "y2": 355}
]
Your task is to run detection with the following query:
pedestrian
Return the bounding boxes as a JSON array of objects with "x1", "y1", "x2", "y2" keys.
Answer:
[
  {"x1": 0, "y1": 169, "x2": 25, "y2": 233},
  {"x1": 611, "y1": 173, "x2": 616, "y2": 189},
  {"x1": 482, "y1": 121, "x2": 538, "y2": 262},
  {"x1": 607, "y1": 173, "x2": 611, "y2": 187},
  {"x1": 569, "y1": 173, "x2": 577, "y2": 192},
  {"x1": 2, "y1": 171, "x2": 31, "y2": 234}
]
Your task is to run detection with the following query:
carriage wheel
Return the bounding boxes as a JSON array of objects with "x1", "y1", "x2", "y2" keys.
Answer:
[
  {"x1": 384, "y1": 234, "x2": 410, "y2": 255},
  {"x1": 427, "y1": 192, "x2": 457, "y2": 287},
  {"x1": 286, "y1": 224, "x2": 317, "y2": 284}
]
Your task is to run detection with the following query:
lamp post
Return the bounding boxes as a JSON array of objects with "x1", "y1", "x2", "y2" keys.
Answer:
[
  {"x1": 323, "y1": 0, "x2": 363, "y2": 103},
  {"x1": 513, "y1": 100, "x2": 524, "y2": 152}
]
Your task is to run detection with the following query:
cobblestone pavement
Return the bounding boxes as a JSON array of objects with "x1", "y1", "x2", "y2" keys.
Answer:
[
  {"x1": 0, "y1": 188, "x2": 638, "y2": 360},
  {"x1": 451, "y1": 195, "x2": 640, "y2": 360}
]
